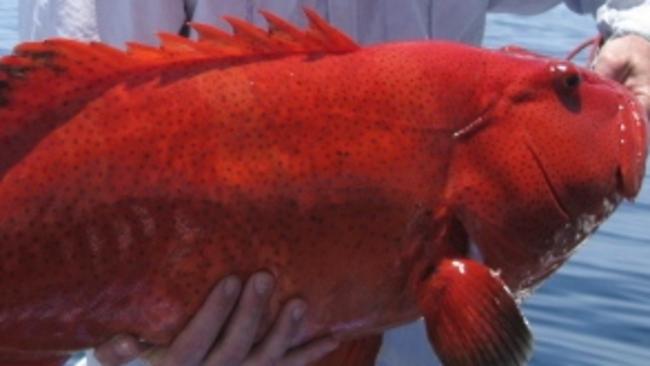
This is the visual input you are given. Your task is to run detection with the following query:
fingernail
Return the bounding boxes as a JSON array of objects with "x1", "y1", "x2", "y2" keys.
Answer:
[
  {"x1": 291, "y1": 302, "x2": 306, "y2": 321},
  {"x1": 254, "y1": 273, "x2": 273, "y2": 295},
  {"x1": 322, "y1": 339, "x2": 340, "y2": 354},
  {"x1": 223, "y1": 276, "x2": 240, "y2": 297},
  {"x1": 115, "y1": 338, "x2": 136, "y2": 358}
]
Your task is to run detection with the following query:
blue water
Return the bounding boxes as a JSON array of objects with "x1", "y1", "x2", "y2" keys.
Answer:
[{"x1": 1, "y1": 2, "x2": 649, "y2": 366}]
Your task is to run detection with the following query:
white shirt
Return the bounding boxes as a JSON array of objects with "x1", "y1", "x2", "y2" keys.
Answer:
[
  {"x1": 19, "y1": 0, "x2": 650, "y2": 48},
  {"x1": 16, "y1": 1, "x2": 650, "y2": 365}
]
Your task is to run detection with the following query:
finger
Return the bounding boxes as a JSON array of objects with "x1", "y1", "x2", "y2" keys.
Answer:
[
  {"x1": 244, "y1": 299, "x2": 306, "y2": 365},
  {"x1": 162, "y1": 276, "x2": 242, "y2": 366},
  {"x1": 632, "y1": 90, "x2": 650, "y2": 118},
  {"x1": 94, "y1": 335, "x2": 147, "y2": 366},
  {"x1": 593, "y1": 51, "x2": 629, "y2": 82},
  {"x1": 282, "y1": 337, "x2": 340, "y2": 366},
  {"x1": 205, "y1": 272, "x2": 275, "y2": 366}
]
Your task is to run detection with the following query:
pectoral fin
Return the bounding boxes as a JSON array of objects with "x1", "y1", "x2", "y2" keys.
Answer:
[{"x1": 417, "y1": 259, "x2": 532, "y2": 366}]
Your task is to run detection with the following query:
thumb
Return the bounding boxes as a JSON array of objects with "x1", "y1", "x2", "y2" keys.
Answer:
[
  {"x1": 592, "y1": 42, "x2": 629, "y2": 82},
  {"x1": 93, "y1": 335, "x2": 147, "y2": 366}
]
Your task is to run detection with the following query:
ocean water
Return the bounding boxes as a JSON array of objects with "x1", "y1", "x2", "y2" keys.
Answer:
[{"x1": 1, "y1": 2, "x2": 649, "y2": 366}]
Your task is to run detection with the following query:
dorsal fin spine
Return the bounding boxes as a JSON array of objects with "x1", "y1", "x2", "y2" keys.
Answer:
[
  {"x1": 191, "y1": 22, "x2": 233, "y2": 43},
  {"x1": 190, "y1": 8, "x2": 360, "y2": 56},
  {"x1": 259, "y1": 10, "x2": 308, "y2": 50},
  {"x1": 223, "y1": 16, "x2": 276, "y2": 52},
  {"x1": 158, "y1": 32, "x2": 203, "y2": 55},
  {"x1": 303, "y1": 8, "x2": 359, "y2": 53}
]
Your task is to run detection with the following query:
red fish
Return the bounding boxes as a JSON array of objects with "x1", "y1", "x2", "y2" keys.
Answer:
[{"x1": 0, "y1": 9, "x2": 646, "y2": 366}]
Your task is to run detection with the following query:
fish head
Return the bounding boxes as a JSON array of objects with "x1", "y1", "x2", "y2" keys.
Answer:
[{"x1": 447, "y1": 51, "x2": 647, "y2": 295}]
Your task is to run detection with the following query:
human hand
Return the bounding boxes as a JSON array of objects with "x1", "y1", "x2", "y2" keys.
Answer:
[
  {"x1": 593, "y1": 34, "x2": 650, "y2": 119},
  {"x1": 94, "y1": 272, "x2": 339, "y2": 366}
]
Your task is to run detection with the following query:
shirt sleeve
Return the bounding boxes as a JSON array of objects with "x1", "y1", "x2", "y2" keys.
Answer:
[
  {"x1": 487, "y1": 0, "x2": 564, "y2": 15},
  {"x1": 594, "y1": 0, "x2": 650, "y2": 39},
  {"x1": 563, "y1": 0, "x2": 650, "y2": 40},
  {"x1": 489, "y1": 0, "x2": 650, "y2": 40},
  {"x1": 94, "y1": 0, "x2": 186, "y2": 48},
  {"x1": 18, "y1": 0, "x2": 187, "y2": 47},
  {"x1": 18, "y1": 0, "x2": 100, "y2": 41}
]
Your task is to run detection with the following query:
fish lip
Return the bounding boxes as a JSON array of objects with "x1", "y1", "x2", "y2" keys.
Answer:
[
  {"x1": 616, "y1": 166, "x2": 631, "y2": 200},
  {"x1": 617, "y1": 95, "x2": 648, "y2": 200}
]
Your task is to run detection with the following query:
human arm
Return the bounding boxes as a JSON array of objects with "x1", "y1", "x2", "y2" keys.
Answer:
[
  {"x1": 93, "y1": 272, "x2": 339, "y2": 366},
  {"x1": 591, "y1": 1, "x2": 650, "y2": 119},
  {"x1": 593, "y1": 34, "x2": 650, "y2": 119}
]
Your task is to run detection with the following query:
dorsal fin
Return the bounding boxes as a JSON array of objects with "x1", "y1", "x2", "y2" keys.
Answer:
[
  {"x1": 259, "y1": 10, "x2": 309, "y2": 52},
  {"x1": 126, "y1": 42, "x2": 169, "y2": 60},
  {"x1": 303, "y1": 8, "x2": 358, "y2": 53},
  {"x1": 189, "y1": 23, "x2": 252, "y2": 56},
  {"x1": 223, "y1": 16, "x2": 275, "y2": 51},
  {"x1": 0, "y1": 9, "x2": 359, "y2": 179},
  {"x1": 189, "y1": 8, "x2": 359, "y2": 56},
  {"x1": 158, "y1": 32, "x2": 201, "y2": 54}
]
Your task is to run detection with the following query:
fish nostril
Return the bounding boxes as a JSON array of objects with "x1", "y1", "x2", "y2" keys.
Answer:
[
  {"x1": 550, "y1": 62, "x2": 582, "y2": 95},
  {"x1": 549, "y1": 62, "x2": 583, "y2": 112}
]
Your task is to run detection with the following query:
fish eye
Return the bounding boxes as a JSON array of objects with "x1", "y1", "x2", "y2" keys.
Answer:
[
  {"x1": 549, "y1": 62, "x2": 582, "y2": 112},
  {"x1": 550, "y1": 62, "x2": 581, "y2": 93},
  {"x1": 562, "y1": 73, "x2": 581, "y2": 89}
]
